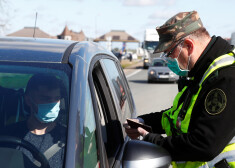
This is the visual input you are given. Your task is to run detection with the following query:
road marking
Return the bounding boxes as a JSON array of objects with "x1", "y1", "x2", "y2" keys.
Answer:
[{"x1": 126, "y1": 69, "x2": 142, "y2": 78}]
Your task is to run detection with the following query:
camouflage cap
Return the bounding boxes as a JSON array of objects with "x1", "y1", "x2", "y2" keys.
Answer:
[{"x1": 154, "y1": 11, "x2": 203, "y2": 53}]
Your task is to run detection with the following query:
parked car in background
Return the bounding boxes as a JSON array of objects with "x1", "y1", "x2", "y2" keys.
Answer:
[
  {"x1": 0, "y1": 37, "x2": 171, "y2": 168},
  {"x1": 148, "y1": 58, "x2": 179, "y2": 83}
]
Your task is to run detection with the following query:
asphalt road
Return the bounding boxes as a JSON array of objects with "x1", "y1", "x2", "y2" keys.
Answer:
[{"x1": 125, "y1": 67, "x2": 178, "y2": 116}]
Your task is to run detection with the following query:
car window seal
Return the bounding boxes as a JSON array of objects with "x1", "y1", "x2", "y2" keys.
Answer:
[{"x1": 62, "y1": 42, "x2": 79, "y2": 63}]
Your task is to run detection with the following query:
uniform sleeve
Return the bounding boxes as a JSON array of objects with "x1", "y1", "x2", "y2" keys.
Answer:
[
  {"x1": 138, "y1": 109, "x2": 170, "y2": 134},
  {"x1": 143, "y1": 68, "x2": 235, "y2": 161}
]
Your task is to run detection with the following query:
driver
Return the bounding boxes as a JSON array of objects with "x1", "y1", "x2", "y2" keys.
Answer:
[{"x1": 3, "y1": 74, "x2": 66, "y2": 168}]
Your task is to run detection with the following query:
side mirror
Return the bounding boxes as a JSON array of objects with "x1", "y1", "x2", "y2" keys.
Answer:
[{"x1": 122, "y1": 140, "x2": 171, "y2": 168}]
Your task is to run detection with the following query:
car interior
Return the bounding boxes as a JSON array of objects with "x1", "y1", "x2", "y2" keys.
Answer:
[{"x1": 0, "y1": 63, "x2": 70, "y2": 168}]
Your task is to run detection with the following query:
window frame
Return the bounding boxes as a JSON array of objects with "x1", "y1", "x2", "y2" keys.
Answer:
[
  {"x1": 88, "y1": 54, "x2": 127, "y2": 168},
  {"x1": 100, "y1": 59, "x2": 135, "y2": 132}
]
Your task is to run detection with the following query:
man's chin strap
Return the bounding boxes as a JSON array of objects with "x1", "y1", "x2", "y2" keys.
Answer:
[{"x1": 187, "y1": 54, "x2": 191, "y2": 70}]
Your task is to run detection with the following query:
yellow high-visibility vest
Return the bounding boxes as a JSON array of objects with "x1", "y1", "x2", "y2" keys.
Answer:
[{"x1": 162, "y1": 51, "x2": 235, "y2": 168}]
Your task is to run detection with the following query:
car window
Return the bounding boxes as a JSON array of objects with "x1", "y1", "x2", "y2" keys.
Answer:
[
  {"x1": 101, "y1": 59, "x2": 133, "y2": 124},
  {"x1": 0, "y1": 62, "x2": 71, "y2": 168},
  {"x1": 92, "y1": 61, "x2": 123, "y2": 167},
  {"x1": 83, "y1": 86, "x2": 99, "y2": 168},
  {"x1": 153, "y1": 59, "x2": 167, "y2": 67},
  {"x1": 145, "y1": 41, "x2": 159, "y2": 51}
]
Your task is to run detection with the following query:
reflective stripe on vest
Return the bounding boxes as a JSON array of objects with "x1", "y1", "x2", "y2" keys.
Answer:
[
  {"x1": 161, "y1": 50, "x2": 235, "y2": 168},
  {"x1": 199, "y1": 54, "x2": 235, "y2": 86},
  {"x1": 173, "y1": 143, "x2": 235, "y2": 168}
]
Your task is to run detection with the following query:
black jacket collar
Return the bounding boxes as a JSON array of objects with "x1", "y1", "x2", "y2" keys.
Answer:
[{"x1": 188, "y1": 36, "x2": 233, "y2": 81}]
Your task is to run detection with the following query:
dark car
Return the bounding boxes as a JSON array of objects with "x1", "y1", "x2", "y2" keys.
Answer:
[
  {"x1": 0, "y1": 37, "x2": 171, "y2": 168},
  {"x1": 148, "y1": 58, "x2": 179, "y2": 83}
]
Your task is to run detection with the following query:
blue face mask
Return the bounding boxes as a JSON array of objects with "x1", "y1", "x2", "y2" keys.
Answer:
[
  {"x1": 166, "y1": 57, "x2": 189, "y2": 76},
  {"x1": 35, "y1": 101, "x2": 60, "y2": 123},
  {"x1": 32, "y1": 100, "x2": 60, "y2": 123},
  {"x1": 161, "y1": 43, "x2": 190, "y2": 77}
]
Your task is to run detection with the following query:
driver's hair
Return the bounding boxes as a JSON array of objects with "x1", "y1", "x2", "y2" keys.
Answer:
[{"x1": 25, "y1": 74, "x2": 62, "y2": 95}]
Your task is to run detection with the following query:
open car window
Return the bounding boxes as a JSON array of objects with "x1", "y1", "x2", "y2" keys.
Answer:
[{"x1": 92, "y1": 60, "x2": 124, "y2": 167}]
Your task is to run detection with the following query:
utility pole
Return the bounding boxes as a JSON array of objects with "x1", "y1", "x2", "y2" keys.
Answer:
[{"x1": 33, "y1": 12, "x2": 38, "y2": 38}]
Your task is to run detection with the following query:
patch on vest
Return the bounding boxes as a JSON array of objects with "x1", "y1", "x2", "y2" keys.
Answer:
[{"x1": 205, "y1": 88, "x2": 227, "y2": 115}]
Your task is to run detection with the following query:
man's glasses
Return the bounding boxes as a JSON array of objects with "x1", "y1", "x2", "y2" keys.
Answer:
[{"x1": 160, "y1": 40, "x2": 184, "y2": 62}]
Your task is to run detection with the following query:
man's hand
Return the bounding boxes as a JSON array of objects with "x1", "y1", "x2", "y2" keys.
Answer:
[
  {"x1": 137, "y1": 127, "x2": 149, "y2": 137},
  {"x1": 123, "y1": 118, "x2": 149, "y2": 139}
]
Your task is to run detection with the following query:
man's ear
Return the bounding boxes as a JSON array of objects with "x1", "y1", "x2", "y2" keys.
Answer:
[{"x1": 184, "y1": 38, "x2": 194, "y2": 56}]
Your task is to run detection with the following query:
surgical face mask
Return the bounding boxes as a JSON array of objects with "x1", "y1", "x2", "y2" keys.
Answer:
[
  {"x1": 35, "y1": 101, "x2": 60, "y2": 123},
  {"x1": 30, "y1": 97, "x2": 60, "y2": 123},
  {"x1": 164, "y1": 57, "x2": 189, "y2": 76},
  {"x1": 161, "y1": 41, "x2": 190, "y2": 77}
]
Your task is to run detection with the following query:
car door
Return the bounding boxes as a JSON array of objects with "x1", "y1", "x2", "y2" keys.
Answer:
[{"x1": 88, "y1": 54, "x2": 136, "y2": 168}]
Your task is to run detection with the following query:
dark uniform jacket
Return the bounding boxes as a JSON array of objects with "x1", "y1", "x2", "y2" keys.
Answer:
[{"x1": 139, "y1": 36, "x2": 235, "y2": 161}]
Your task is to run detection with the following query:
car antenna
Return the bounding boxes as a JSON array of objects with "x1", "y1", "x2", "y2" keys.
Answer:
[{"x1": 33, "y1": 12, "x2": 38, "y2": 38}]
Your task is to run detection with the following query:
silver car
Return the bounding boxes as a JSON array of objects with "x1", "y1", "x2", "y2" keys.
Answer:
[
  {"x1": 148, "y1": 58, "x2": 179, "y2": 83},
  {"x1": 0, "y1": 37, "x2": 172, "y2": 168}
]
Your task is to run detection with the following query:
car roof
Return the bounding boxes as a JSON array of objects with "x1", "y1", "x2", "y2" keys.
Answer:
[{"x1": 0, "y1": 37, "x2": 76, "y2": 63}]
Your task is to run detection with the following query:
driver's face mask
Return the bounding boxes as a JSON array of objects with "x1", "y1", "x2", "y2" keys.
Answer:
[{"x1": 30, "y1": 97, "x2": 60, "y2": 123}]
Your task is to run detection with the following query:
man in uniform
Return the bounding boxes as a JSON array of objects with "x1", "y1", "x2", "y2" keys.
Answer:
[{"x1": 124, "y1": 11, "x2": 235, "y2": 167}]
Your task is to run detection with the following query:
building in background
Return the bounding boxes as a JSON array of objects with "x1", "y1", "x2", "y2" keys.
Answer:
[
  {"x1": 7, "y1": 27, "x2": 56, "y2": 38},
  {"x1": 94, "y1": 30, "x2": 139, "y2": 51},
  {"x1": 57, "y1": 25, "x2": 86, "y2": 41},
  {"x1": 7, "y1": 26, "x2": 87, "y2": 41}
]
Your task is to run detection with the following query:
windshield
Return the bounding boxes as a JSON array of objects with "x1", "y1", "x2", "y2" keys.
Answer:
[
  {"x1": 152, "y1": 59, "x2": 167, "y2": 67},
  {"x1": 0, "y1": 62, "x2": 71, "y2": 168},
  {"x1": 144, "y1": 41, "x2": 159, "y2": 51}
]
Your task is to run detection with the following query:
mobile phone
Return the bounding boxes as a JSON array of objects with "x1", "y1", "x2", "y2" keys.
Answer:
[{"x1": 126, "y1": 119, "x2": 152, "y2": 132}]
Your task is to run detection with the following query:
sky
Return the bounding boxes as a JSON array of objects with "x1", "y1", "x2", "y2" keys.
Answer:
[{"x1": 1, "y1": 0, "x2": 235, "y2": 50}]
